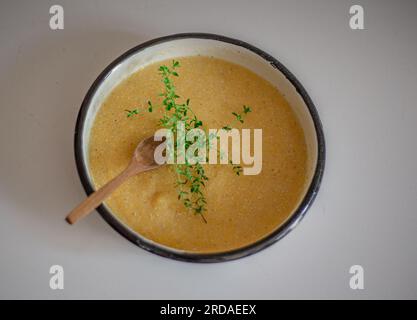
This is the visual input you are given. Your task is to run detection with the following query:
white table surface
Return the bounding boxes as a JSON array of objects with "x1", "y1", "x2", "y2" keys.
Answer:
[{"x1": 0, "y1": 0, "x2": 416, "y2": 299}]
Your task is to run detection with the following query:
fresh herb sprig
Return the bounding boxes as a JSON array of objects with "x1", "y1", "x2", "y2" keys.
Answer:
[
  {"x1": 126, "y1": 60, "x2": 251, "y2": 221},
  {"x1": 222, "y1": 105, "x2": 252, "y2": 131},
  {"x1": 125, "y1": 109, "x2": 140, "y2": 117},
  {"x1": 217, "y1": 105, "x2": 252, "y2": 174}
]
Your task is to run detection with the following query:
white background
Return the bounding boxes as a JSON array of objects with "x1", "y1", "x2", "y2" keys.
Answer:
[{"x1": 0, "y1": 0, "x2": 416, "y2": 299}]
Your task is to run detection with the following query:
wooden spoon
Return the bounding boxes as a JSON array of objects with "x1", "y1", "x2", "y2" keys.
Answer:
[{"x1": 66, "y1": 136, "x2": 164, "y2": 225}]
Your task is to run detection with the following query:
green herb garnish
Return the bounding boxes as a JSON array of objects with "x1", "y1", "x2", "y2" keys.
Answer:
[
  {"x1": 125, "y1": 109, "x2": 140, "y2": 117},
  {"x1": 126, "y1": 60, "x2": 252, "y2": 221}
]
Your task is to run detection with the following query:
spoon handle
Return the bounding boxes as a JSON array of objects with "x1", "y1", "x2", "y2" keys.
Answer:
[{"x1": 66, "y1": 166, "x2": 135, "y2": 224}]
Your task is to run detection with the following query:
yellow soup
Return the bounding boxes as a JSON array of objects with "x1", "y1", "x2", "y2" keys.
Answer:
[{"x1": 89, "y1": 56, "x2": 308, "y2": 253}]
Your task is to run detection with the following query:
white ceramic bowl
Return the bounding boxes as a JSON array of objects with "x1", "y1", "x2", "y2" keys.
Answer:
[{"x1": 74, "y1": 33, "x2": 325, "y2": 262}]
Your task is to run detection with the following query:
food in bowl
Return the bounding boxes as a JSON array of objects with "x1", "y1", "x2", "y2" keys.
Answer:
[
  {"x1": 75, "y1": 34, "x2": 325, "y2": 261},
  {"x1": 89, "y1": 55, "x2": 307, "y2": 252}
]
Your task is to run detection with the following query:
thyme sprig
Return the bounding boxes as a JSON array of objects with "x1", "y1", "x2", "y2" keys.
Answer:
[{"x1": 126, "y1": 60, "x2": 251, "y2": 221}]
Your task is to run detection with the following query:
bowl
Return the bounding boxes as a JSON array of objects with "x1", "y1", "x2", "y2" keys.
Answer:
[{"x1": 74, "y1": 33, "x2": 325, "y2": 262}]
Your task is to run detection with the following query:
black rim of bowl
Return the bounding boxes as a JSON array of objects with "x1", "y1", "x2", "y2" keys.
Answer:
[{"x1": 74, "y1": 32, "x2": 326, "y2": 263}]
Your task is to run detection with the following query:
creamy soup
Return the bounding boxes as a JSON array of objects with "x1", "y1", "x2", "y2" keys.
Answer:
[{"x1": 89, "y1": 56, "x2": 308, "y2": 253}]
